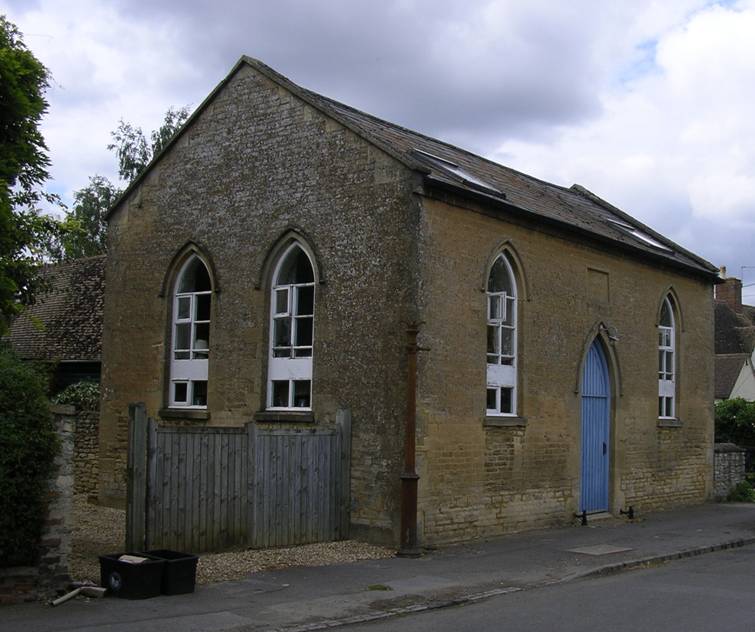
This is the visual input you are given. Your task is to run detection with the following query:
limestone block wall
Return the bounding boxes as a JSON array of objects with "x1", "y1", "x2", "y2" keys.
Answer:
[
  {"x1": 73, "y1": 411, "x2": 99, "y2": 498},
  {"x1": 99, "y1": 63, "x2": 419, "y2": 543},
  {"x1": 714, "y1": 443, "x2": 747, "y2": 499},
  {"x1": 415, "y1": 195, "x2": 714, "y2": 544}
]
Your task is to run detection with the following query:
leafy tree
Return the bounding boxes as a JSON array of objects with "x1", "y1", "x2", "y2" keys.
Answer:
[
  {"x1": 55, "y1": 107, "x2": 189, "y2": 260},
  {"x1": 56, "y1": 175, "x2": 120, "y2": 259},
  {"x1": 0, "y1": 16, "x2": 61, "y2": 334},
  {"x1": 108, "y1": 106, "x2": 190, "y2": 183},
  {"x1": 715, "y1": 398, "x2": 755, "y2": 447},
  {"x1": 0, "y1": 344, "x2": 58, "y2": 566}
]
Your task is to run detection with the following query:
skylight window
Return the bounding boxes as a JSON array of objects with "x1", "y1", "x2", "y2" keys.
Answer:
[
  {"x1": 412, "y1": 149, "x2": 503, "y2": 197},
  {"x1": 605, "y1": 218, "x2": 672, "y2": 252}
]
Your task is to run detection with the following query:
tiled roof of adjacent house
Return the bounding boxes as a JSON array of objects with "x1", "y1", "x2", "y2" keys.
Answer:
[
  {"x1": 714, "y1": 300, "x2": 755, "y2": 399},
  {"x1": 109, "y1": 57, "x2": 719, "y2": 280},
  {"x1": 715, "y1": 354, "x2": 749, "y2": 400},
  {"x1": 5, "y1": 255, "x2": 105, "y2": 362},
  {"x1": 715, "y1": 301, "x2": 755, "y2": 355}
]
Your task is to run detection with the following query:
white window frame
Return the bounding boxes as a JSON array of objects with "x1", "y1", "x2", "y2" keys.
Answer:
[
  {"x1": 169, "y1": 256, "x2": 211, "y2": 409},
  {"x1": 267, "y1": 242, "x2": 315, "y2": 411},
  {"x1": 486, "y1": 253, "x2": 517, "y2": 416},
  {"x1": 658, "y1": 296, "x2": 675, "y2": 419}
]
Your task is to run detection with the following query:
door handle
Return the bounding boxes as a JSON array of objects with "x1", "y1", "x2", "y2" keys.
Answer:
[{"x1": 602, "y1": 442, "x2": 607, "y2": 455}]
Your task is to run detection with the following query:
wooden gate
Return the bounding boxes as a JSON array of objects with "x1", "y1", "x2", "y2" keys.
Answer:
[{"x1": 126, "y1": 404, "x2": 351, "y2": 552}]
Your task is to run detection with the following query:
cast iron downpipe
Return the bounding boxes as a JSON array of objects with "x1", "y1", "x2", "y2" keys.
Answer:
[{"x1": 398, "y1": 324, "x2": 421, "y2": 557}]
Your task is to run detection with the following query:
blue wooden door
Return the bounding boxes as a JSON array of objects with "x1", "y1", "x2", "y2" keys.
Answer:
[{"x1": 580, "y1": 340, "x2": 611, "y2": 513}]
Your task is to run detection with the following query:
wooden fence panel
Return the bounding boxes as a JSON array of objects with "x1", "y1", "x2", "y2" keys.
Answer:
[
  {"x1": 145, "y1": 426, "x2": 248, "y2": 551},
  {"x1": 125, "y1": 403, "x2": 148, "y2": 551},
  {"x1": 129, "y1": 408, "x2": 352, "y2": 553},
  {"x1": 250, "y1": 425, "x2": 348, "y2": 548}
]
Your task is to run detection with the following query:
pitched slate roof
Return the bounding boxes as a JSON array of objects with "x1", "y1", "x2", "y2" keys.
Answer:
[
  {"x1": 5, "y1": 255, "x2": 105, "y2": 362},
  {"x1": 109, "y1": 57, "x2": 719, "y2": 280}
]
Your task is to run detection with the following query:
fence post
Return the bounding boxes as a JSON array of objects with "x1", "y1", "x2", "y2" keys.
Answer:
[
  {"x1": 145, "y1": 417, "x2": 158, "y2": 549},
  {"x1": 336, "y1": 409, "x2": 352, "y2": 539},
  {"x1": 125, "y1": 403, "x2": 148, "y2": 551},
  {"x1": 246, "y1": 421, "x2": 257, "y2": 548}
]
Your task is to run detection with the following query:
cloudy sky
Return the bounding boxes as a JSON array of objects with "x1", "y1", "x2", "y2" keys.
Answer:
[{"x1": 7, "y1": 0, "x2": 755, "y2": 301}]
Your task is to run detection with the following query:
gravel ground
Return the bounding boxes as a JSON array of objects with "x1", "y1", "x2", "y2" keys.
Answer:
[
  {"x1": 71, "y1": 496, "x2": 394, "y2": 585},
  {"x1": 71, "y1": 495, "x2": 126, "y2": 582}
]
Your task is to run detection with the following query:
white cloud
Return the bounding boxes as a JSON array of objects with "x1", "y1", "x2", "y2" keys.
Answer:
[
  {"x1": 4, "y1": 0, "x2": 754, "y2": 275},
  {"x1": 494, "y1": 1, "x2": 755, "y2": 272},
  {"x1": 7, "y1": 0, "x2": 212, "y2": 201}
]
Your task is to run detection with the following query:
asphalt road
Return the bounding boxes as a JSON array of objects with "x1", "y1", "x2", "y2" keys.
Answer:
[{"x1": 342, "y1": 544, "x2": 755, "y2": 632}]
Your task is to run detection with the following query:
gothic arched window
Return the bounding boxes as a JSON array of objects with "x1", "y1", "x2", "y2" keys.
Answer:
[
  {"x1": 268, "y1": 242, "x2": 315, "y2": 410},
  {"x1": 486, "y1": 252, "x2": 517, "y2": 415},
  {"x1": 658, "y1": 296, "x2": 676, "y2": 419},
  {"x1": 170, "y1": 255, "x2": 212, "y2": 407}
]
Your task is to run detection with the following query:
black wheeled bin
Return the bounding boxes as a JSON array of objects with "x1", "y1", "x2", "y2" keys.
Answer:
[
  {"x1": 99, "y1": 553, "x2": 164, "y2": 599},
  {"x1": 145, "y1": 549, "x2": 199, "y2": 595}
]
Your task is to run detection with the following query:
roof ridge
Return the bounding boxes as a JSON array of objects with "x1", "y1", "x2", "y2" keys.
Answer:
[{"x1": 41, "y1": 254, "x2": 107, "y2": 273}]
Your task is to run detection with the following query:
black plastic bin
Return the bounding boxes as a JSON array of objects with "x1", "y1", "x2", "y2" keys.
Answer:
[
  {"x1": 99, "y1": 553, "x2": 164, "y2": 599},
  {"x1": 145, "y1": 549, "x2": 199, "y2": 595}
]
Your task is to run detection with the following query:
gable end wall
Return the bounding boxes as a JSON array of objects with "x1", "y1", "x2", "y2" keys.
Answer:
[{"x1": 99, "y1": 64, "x2": 420, "y2": 543}]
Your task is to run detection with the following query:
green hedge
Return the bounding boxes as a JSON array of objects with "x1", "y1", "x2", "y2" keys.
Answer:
[
  {"x1": 727, "y1": 481, "x2": 755, "y2": 502},
  {"x1": 715, "y1": 398, "x2": 755, "y2": 449},
  {"x1": 0, "y1": 346, "x2": 59, "y2": 567},
  {"x1": 53, "y1": 380, "x2": 100, "y2": 411}
]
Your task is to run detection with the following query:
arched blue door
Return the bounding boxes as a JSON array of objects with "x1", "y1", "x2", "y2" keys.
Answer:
[{"x1": 580, "y1": 340, "x2": 611, "y2": 513}]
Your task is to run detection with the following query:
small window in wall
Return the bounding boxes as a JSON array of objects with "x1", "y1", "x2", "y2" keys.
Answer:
[
  {"x1": 170, "y1": 256, "x2": 212, "y2": 408},
  {"x1": 267, "y1": 242, "x2": 315, "y2": 410},
  {"x1": 658, "y1": 296, "x2": 675, "y2": 418},
  {"x1": 486, "y1": 253, "x2": 517, "y2": 416}
]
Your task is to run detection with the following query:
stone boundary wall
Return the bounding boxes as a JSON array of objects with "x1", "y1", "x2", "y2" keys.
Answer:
[
  {"x1": 73, "y1": 410, "x2": 99, "y2": 498},
  {"x1": 0, "y1": 406, "x2": 74, "y2": 604},
  {"x1": 714, "y1": 442, "x2": 747, "y2": 499}
]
